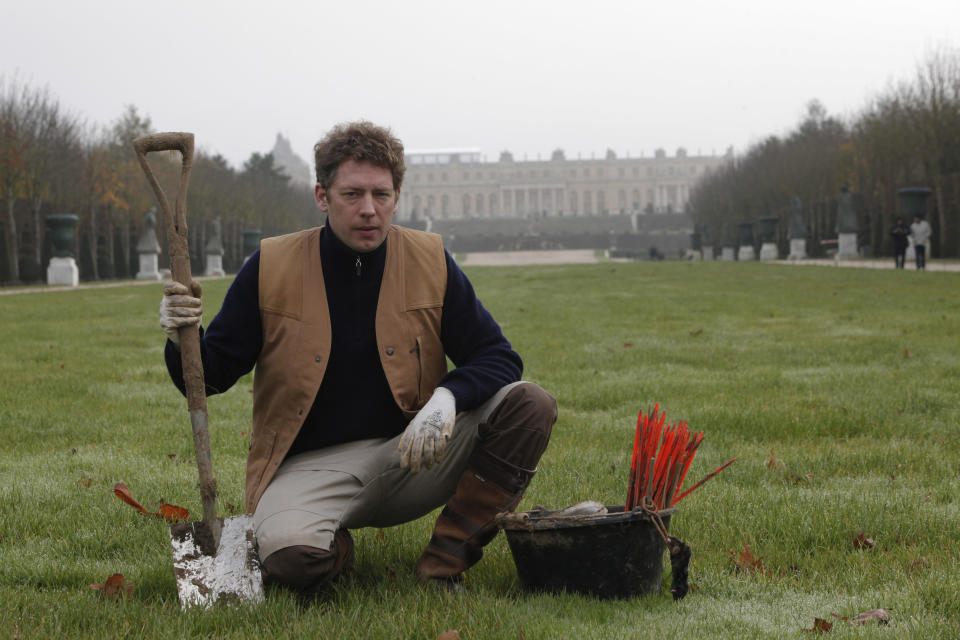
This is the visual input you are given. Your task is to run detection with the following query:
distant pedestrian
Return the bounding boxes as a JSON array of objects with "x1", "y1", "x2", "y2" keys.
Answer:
[
  {"x1": 889, "y1": 216, "x2": 909, "y2": 269},
  {"x1": 909, "y1": 215, "x2": 932, "y2": 270}
]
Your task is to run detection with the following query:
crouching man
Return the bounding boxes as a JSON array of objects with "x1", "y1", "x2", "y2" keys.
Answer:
[{"x1": 160, "y1": 120, "x2": 557, "y2": 594}]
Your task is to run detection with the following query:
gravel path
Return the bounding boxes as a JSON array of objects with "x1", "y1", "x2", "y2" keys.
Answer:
[
  {"x1": 458, "y1": 249, "x2": 604, "y2": 266},
  {"x1": 3, "y1": 252, "x2": 956, "y2": 295},
  {"x1": 772, "y1": 258, "x2": 960, "y2": 272}
]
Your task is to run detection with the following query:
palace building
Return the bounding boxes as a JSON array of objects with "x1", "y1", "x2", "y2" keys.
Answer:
[{"x1": 396, "y1": 146, "x2": 731, "y2": 221}]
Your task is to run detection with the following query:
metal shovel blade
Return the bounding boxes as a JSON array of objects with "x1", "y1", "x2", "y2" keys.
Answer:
[{"x1": 170, "y1": 515, "x2": 264, "y2": 608}]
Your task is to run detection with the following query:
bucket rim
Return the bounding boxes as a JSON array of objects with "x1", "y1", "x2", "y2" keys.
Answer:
[{"x1": 498, "y1": 504, "x2": 676, "y2": 532}]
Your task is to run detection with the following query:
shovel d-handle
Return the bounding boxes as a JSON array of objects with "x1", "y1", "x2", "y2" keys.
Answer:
[{"x1": 133, "y1": 132, "x2": 221, "y2": 548}]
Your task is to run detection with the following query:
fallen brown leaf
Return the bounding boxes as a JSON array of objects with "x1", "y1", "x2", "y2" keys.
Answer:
[
  {"x1": 908, "y1": 557, "x2": 930, "y2": 573},
  {"x1": 89, "y1": 573, "x2": 135, "y2": 600},
  {"x1": 623, "y1": 342, "x2": 634, "y2": 348},
  {"x1": 689, "y1": 328, "x2": 703, "y2": 336},
  {"x1": 114, "y1": 483, "x2": 188, "y2": 522},
  {"x1": 853, "y1": 532, "x2": 875, "y2": 549},
  {"x1": 767, "y1": 450, "x2": 779, "y2": 469},
  {"x1": 803, "y1": 618, "x2": 833, "y2": 633},
  {"x1": 159, "y1": 503, "x2": 189, "y2": 523},
  {"x1": 113, "y1": 482, "x2": 149, "y2": 515},
  {"x1": 728, "y1": 545, "x2": 768, "y2": 575},
  {"x1": 437, "y1": 631, "x2": 460, "y2": 640},
  {"x1": 77, "y1": 477, "x2": 93, "y2": 488}
]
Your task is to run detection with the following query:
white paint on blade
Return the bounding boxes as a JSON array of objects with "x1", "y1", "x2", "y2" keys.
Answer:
[{"x1": 171, "y1": 515, "x2": 264, "y2": 609}]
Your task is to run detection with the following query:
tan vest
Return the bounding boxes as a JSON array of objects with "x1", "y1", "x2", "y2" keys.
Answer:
[{"x1": 244, "y1": 225, "x2": 448, "y2": 511}]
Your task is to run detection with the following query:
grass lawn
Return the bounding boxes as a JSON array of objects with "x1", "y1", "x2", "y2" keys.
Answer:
[{"x1": 0, "y1": 261, "x2": 957, "y2": 639}]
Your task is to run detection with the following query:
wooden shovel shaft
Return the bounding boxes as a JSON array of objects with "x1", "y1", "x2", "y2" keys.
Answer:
[{"x1": 133, "y1": 132, "x2": 221, "y2": 548}]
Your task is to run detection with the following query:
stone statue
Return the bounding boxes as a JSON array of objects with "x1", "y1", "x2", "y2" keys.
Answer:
[
  {"x1": 204, "y1": 215, "x2": 226, "y2": 277},
  {"x1": 136, "y1": 208, "x2": 162, "y2": 280},
  {"x1": 789, "y1": 197, "x2": 806, "y2": 239},
  {"x1": 137, "y1": 208, "x2": 161, "y2": 254},
  {"x1": 836, "y1": 186, "x2": 857, "y2": 233},
  {"x1": 205, "y1": 215, "x2": 224, "y2": 255}
]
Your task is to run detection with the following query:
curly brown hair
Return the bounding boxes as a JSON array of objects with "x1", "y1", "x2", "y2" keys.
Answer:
[{"x1": 313, "y1": 121, "x2": 406, "y2": 191}]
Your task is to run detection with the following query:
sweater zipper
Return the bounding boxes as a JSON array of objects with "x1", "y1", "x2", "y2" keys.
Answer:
[{"x1": 355, "y1": 256, "x2": 361, "y2": 277}]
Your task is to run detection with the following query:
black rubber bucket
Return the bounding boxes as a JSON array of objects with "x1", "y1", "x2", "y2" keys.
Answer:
[{"x1": 498, "y1": 505, "x2": 675, "y2": 599}]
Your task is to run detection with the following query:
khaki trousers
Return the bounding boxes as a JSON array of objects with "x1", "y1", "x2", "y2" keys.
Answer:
[{"x1": 253, "y1": 381, "x2": 528, "y2": 560}]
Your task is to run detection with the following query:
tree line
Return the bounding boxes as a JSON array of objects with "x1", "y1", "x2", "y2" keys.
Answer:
[
  {"x1": 689, "y1": 48, "x2": 960, "y2": 259},
  {"x1": 0, "y1": 78, "x2": 316, "y2": 285}
]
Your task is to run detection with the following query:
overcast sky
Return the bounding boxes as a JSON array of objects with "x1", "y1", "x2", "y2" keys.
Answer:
[{"x1": 3, "y1": 0, "x2": 959, "y2": 172}]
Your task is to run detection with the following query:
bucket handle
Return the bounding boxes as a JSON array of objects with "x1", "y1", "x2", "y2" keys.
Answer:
[
  {"x1": 639, "y1": 498, "x2": 691, "y2": 600},
  {"x1": 639, "y1": 498, "x2": 670, "y2": 543}
]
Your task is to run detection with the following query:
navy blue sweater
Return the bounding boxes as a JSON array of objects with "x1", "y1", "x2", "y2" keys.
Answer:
[{"x1": 165, "y1": 226, "x2": 522, "y2": 455}]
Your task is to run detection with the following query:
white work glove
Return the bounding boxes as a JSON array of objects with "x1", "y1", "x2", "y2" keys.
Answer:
[
  {"x1": 158, "y1": 280, "x2": 202, "y2": 346},
  {"x1": 398, "y1": 387, "x2": 457, "y2": 473}
]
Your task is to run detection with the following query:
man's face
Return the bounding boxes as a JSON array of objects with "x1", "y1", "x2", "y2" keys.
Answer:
[{"x1": 315, "y1": 159, "x2": 398, "y2": 253}]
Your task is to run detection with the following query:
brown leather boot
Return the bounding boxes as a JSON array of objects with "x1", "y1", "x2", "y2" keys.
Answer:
[
  {"x1": 416, "y1": 450, "x2": 533, "y2": 581},
  {"x1": 261, "y1": 528, "x2": 355, "y2": 595},
  {"x1": 418, "y1": 383, "x2": 557, "y2": 582}
]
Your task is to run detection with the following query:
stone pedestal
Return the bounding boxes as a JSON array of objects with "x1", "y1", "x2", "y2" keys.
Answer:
[
  {"x1": 760, "y1": 242, "x2": 778, "y2": 261},
  {"x1": 788, "y1": 238, "x2": 807, "y2": 260},
  {"x1": 47, "y1": 256, "x2": 79, "y2": 286},
  {"x1": 205, "y1": 253, "x2": 225, "y2": 277},
  {"x1": 738, "y1": 246, "x2": 755, "y2": 261},
  {"x1": 45, "y1": 214, "x2": 79, "y2": 285},
  {"x1": 137, "y1": 209, "x2": 162, "y2": 280},
  {"x1": 689, "y1": 231, "x2": 702, "y2": 260},
  {"x1": 137, "y1": 252, "x2": 161, "y2": 280},
  {"x1": 204, "y1": 216, "x2": 225, "y2": 276},
  {"x1": 702, "y1": 246, "x2": 714, "y2": 260},
  {"x1": 836, "y1": 232, "x2": 858, "y2": 259},
  {"x1": 721, "y1": 247, "x2": 735, "y2": 261}
]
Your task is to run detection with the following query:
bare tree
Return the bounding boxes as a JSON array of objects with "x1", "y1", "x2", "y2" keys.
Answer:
[
  {"x1": 105, "y1": 105, "x2": 153, "y2": 277},
  {"x1": 0, "y1": 77, "x2": 31, "y2": 283},
  {"x1": 908, "y1": 47, "x2": 960, "y2": 256},
  {"x1": 22, "y1": 89, "x2": 82, "y2": 275},
  {"x1": 692, "y1": 48, "x2": 960, "y2": 260}
]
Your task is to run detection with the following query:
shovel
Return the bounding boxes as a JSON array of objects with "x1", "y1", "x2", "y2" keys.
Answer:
[{"x1": 133, "y1": 132, "x2": 263, "y2": 608}]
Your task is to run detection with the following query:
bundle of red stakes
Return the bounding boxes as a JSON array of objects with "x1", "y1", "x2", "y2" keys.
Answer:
[{"x1": 625, "y1": 404, "x2": 735, "y2": 511}]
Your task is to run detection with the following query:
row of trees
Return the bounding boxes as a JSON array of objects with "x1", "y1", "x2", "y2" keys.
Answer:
[
  {"x1": 689, "y1": 48, "x2": 960, "y2": 259},
  {"x1": 0, "y1": 77, "x2": 316, "y2": 284}
]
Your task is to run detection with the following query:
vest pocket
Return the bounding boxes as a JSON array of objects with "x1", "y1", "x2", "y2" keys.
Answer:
[{"x1": 411, "y1": 336, "x2": 424, "y2": 404}]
